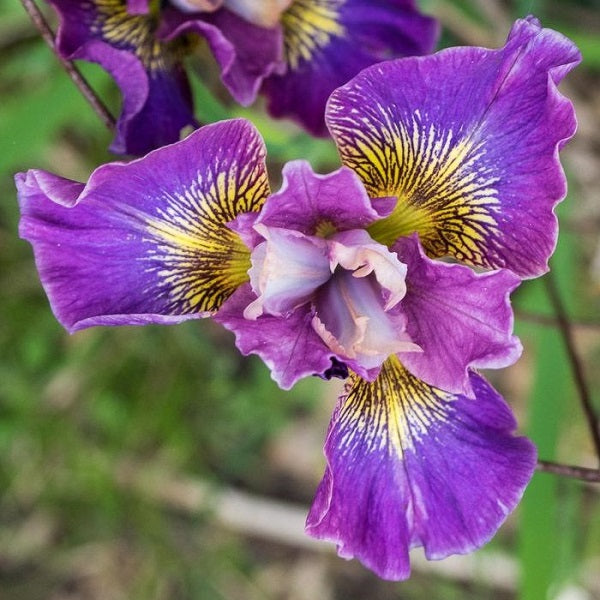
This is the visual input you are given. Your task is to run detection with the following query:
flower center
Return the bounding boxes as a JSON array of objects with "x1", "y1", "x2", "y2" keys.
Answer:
[{"x1": 245, "y1": 225, "x2": 418, "y2": 370}]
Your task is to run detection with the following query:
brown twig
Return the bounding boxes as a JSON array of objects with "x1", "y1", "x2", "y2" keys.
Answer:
[
  {"x1": 515, "y1": 309, "x2": 600, "y2": 330},
  {"x1": 543, "y1": 271, "x2": 600, "y2": 462},
  {"x1": 537, "y1": 460, "x2": 600, "y2": 483},
  {"x1": 19, "y1": 0, "x2": 116, "y2": 131}
]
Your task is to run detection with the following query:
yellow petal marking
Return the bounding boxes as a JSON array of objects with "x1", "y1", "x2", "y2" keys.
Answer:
[
  {"x1": 332, "y1": 108, "x2": 503, "y2": 266},
  {"x1": 281, "y1": 0, "x2": 345, "y2": 70},
  {"x1": 337, "y1": 355, "x2": 453, "y2": 456},
  {"x1": 137, "y1": 150, "x2": 270, "y2": 314},
  {"x1": 92, "y1": 0, "x2": 197, "y2": 71}
]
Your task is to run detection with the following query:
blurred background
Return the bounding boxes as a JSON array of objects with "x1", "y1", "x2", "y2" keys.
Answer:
[{"x1": 1, "y1": 0, "x2": 599, "y2": 598}]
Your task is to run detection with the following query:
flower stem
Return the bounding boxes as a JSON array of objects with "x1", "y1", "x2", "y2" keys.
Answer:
[
  {"x1": 19, "y1": 0, "x2": 116, "y2": 132},
  {"x1": 515, "y1": 309, "x2": 600, "y2": 331},
  {"x1": 544, "y1": 270, "x2": 600, "y2": 463},
  {"x1": 537, "y1": 460, "x2": 600, "y2": 483}
]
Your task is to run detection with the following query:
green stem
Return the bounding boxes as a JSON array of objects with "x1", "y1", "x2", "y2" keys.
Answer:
[{"x1": 544, "y1": 271, "x2": 600, "y2": 463}]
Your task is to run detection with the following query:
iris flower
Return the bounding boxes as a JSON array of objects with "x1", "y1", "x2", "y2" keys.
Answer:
[
  {"x1": 17, "y1": 18, "x2": 579, "y2": 579},
  {"x1": 47, "y1": 0, "x2": 437, "y2": 154},
  {"x1": 48, "y1": 0, "x2": 284, "y2": 154}
]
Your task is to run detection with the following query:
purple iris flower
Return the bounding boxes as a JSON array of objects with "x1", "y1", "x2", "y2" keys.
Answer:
[
  {"x1": 48, "y1": 0, "x2": 283, "y2": 155},
  {"x1": 16, "y1": 18, "x2": 579, "y2": 579},
  {"x1": 47, "y1": 0, "x2": 437, "y2": 154}
]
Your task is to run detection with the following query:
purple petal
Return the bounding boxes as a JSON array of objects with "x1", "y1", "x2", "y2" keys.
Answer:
[
  {"x1": 111, "y1": 64, "x2": 196, "y2": 156},
  {"x1": 327, "y1": 16, "x2": 580, "y2": 277},
  {"x1": 306, "y1": 357, "x2": 536, "y2": 580},
  {"x1": 126, "y1": 0, "x2": 149, "y2": 14},
  {"x1": 227, "y1": 211, "x2": 263, "y2": 250},
  {"x1": 214, "y1": 283, "x2": 338, "y2": 389},
  {"x1": 394, "y1": 235, "x2": 521, "y2": 396},
  {"x1": 310, "y1": 228, "x2": 418, "y2": 371},
  {"x1": 162, "y1": 8, "x2": 283, "y2": 106},
  {"x1": 17, "y1": 120, "x2": 269, "y2": 332},
  {"x1": 50, "y1": 0, "x2": 197, "y2": 155},
  {"x1": 245, "y1": 226, "x2": 331, "y2": 318},
  {"x1": 257, "y1": 160, "x2": 390, "y2": 235},
  {"x1": 328, "y1": 229, "x2": 408, "y2": 309},
  {"x1": 312, "y1": 270, "x2": 415, "y2": 371},
  {"x1": 262, "y1": 0, "x2": 438, "y2": 135}
]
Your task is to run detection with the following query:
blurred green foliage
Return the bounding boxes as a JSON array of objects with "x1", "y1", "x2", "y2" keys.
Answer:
[{"x1": 1, "y1": 0, "x2": 599, "y2": 598}]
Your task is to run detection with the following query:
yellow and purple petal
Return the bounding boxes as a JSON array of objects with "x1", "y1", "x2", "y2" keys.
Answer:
[
  {"x1": 261, "y1": 0, "x2": 438, "y2": 135},
  {"x1": 327, "y1": 17, "x2": 580, "y2": 277},
  {"x1": 306, "y1": 357, "x2": 536, "y2": 579},
  {"x1": 394, "y1": 235, "x2": 522, "y2": 396},
  {"x1": 16, "y1": 120, "x2": 269, "y2": 332}
]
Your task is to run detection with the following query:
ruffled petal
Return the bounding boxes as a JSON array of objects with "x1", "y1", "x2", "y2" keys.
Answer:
[
  {"x1": 257, "y1": 160, "x2": 390, "y2": 235},
  {"x1": 162, "y1": 7, "x2": 283, "y2": 106},
  {"x1": 306, "y1": 356, "x2": 536, "y2": 579},
  {"x1": 312, "y1": 271, "x2": 416, "y2": 371},
  {"x1": 214, "y1": 283, "x2": 339, "y2": 389},
  {"x1": 394, "y1": 235, "x2": 522, "y2": 396},
  {"x1": 17, "y1": 120, "x2": 269, "y2": 332},
  {"x1": 262, "y1": 0, "x2": 438, "y2": 135},
  {"x1": 329, "y1": 229, "x2": 407, "y2": 309},
  {"x1": 49, "y1": 0, "x2": 197, "y2": 155},
  {"x1": 327, "y1": 16, "x2": 580, "y2": 277},
  {"x1": 245, "y1": 226, "x2": 331, "y2": 318}
]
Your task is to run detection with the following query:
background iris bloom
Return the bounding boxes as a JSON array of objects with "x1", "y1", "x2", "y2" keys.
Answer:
[{"x1": 46, "y1": 0, "x2": 438, "y2": 154}]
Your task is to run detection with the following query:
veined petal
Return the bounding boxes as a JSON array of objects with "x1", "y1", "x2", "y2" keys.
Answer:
[
  {"x1": 395, "y1": 235, "x2": 522, "y2": 396},
  {"x1": 312, "y1": 270, "x2": 417, "y2": 371},
  {"x1": 329, "y1": 229, "x2": 407, "y2": 309},
  {"x1": 214, "y1": 283, "x2": 340, "y2": 389},
  {"x1": 257, "y1": 160, "x2": 389, "y2": 236},
  {"x1": 17, "y1": 120, "x2": 269, "y2": 332},
  {"x1": 262, "y1": 0, "x2": 438, "y2": 135},
  {"x1": 327, "y1": 16, "x2": 580, "y2": 277},
  {"x1": 245, "y1": 226, "x2": 331, "y2": 318},
  {"x1": 306, "y1": 356, "x2": 536, "y2": 580},
  {"x1": 50, "y1": 0, "x2": 197, "y2": 155}
]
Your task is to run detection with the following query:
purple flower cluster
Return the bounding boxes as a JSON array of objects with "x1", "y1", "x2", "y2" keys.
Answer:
[
  {"x1": 16, "y1": 16, "x2": 579, "y2": 580},
  {"x1": 48, "y1": 0, "x2": 438, "y2": 154}
]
